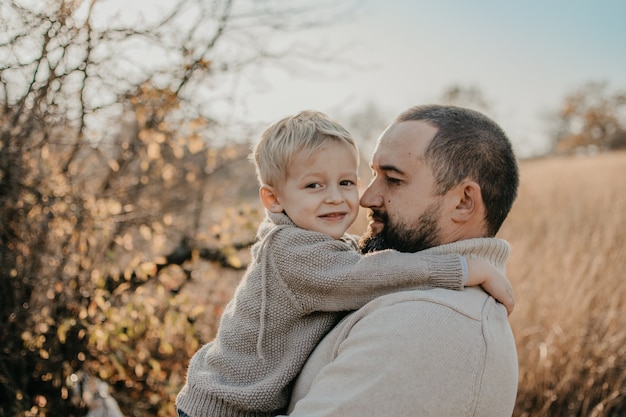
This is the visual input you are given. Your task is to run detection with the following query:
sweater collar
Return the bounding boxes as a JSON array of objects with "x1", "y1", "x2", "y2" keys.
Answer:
[
  {"x1": 258, "y1": 211, "x2": 294, "y2": 238},
  {"x1": 420, "y1": 238, "x2": 511, "y2": 273}
]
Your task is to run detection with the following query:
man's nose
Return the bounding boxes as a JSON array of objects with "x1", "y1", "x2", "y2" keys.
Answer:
[{"x1": 360, "y1": 182, "x2": 381, "y2": 208}]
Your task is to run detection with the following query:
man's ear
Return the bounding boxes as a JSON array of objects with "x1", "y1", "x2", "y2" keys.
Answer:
[
  {"x1": 259, "y1": 185, "x2": 284, "y2": 213},
  {"x1": 450, "y1": 180, "x2": 483, "y2": 223}
]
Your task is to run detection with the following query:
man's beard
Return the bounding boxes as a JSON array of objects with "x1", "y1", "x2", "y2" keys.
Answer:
[{"x1": 359, "y1": 201, "x2": 442, "y2": 254}]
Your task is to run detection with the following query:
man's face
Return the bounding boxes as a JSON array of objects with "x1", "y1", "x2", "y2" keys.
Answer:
[{"x1": 359, "y1": 120, "x2": 444, "y2": 253}]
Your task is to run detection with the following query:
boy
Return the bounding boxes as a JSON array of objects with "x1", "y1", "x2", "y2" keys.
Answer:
[{"x1": 176, "y1": 111, "x2": 513, "y2": 417}]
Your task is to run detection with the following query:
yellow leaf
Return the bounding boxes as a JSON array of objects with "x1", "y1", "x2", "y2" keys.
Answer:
[
  {"x1": 188, "y1": 305, "x2": 205, "y2": 319},
  {"x1": 149, "y1": 358, "x2": 162, "y2": 374},
  {"x1": 188, "y1": 135, "x2": 203, "y2": 154},
  {"x1": 159, "y1": 342, "x2": 174, "y2": 355},
  {"x1": 147, "y1": 142, "x2": 161, "y2": 160},
  {"x1": 57, "y1": 321, "x2": 71, "y2": 344},
  {"x1": 108, "y1": 159, "x2": 120, "y2": 172},
  {"x1": 227, "y1": 254, "x2": 242, "y2": 269}
]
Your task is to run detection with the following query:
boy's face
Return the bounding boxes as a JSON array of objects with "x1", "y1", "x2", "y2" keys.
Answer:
[{"x1": 272, "y1": 141, "x2": 360, "y2": 239}]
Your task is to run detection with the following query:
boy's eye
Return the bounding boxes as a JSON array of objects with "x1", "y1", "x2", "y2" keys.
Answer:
[
  {"x1": 340, "y1": 180, "x2": 355, "y2": 186},
  {"x1": 306, "y1": 183, "x2": 322, "y2": 189}
]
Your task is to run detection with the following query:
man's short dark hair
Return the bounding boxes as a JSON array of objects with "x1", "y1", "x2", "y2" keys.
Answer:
[{"x1": 396, "y1": 104, "x2": 519, "y2": 236}]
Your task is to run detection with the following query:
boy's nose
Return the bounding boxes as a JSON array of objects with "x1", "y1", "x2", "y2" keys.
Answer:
[{"x1": 324, "y1": 186, "x2": 344, "y2": 203}]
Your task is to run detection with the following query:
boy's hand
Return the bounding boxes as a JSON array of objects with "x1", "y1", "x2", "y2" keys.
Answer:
[{"x1": 465, "y1": 258, "x2": 515, "y2": 315}]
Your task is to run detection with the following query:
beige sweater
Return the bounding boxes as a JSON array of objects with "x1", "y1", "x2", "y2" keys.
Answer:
[
  {"x1": 286, "y1": 238, "x2": 518, "y2": 417},
  {"x1": 176, "y1": 212, "x2": 464, "y2": 417}
]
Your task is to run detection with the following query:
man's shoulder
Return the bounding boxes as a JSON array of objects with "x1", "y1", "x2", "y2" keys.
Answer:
[
  {"x1": 321, "y1": 287, "x2": 504, "y2": 357},
  {"x1": 288, "y1": 288, "x2": 515, "y2": 413},
  {"x1": 350, "y1": 287, "x2": 494, "y2": 322}
]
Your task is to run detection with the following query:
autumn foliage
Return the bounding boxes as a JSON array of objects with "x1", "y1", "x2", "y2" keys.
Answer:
[
  {"x1": 2, "y1": 1, "x2": 625, "y2": 416},
  {"x1": 0, "y1": 1, "x2": 332, "y2": 415},
  {"x1": 1, "y1": 74, "x2": 258, "y2": 415}
]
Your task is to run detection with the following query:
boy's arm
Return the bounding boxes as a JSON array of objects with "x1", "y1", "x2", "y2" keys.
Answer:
[
  {"x1": 274, "y1": 229, "x2": 514, "y2": 314},
  {"x1": 274, "y1": 232, "x2": 464, "y2": 313}
]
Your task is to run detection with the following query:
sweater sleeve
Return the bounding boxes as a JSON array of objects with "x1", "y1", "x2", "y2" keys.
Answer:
[{"x1": 268, "y1": 229, "x2": 464, "y2": 314}]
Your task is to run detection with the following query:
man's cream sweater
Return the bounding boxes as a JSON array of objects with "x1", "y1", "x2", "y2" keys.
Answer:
[{"x1": 287, "y1": 238, "x2": 518, "y2": 417}]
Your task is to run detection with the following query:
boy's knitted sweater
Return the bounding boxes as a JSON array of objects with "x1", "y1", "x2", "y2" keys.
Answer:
[{"x1": 176, "y1": 212, "x2": 463, "y2": 417}]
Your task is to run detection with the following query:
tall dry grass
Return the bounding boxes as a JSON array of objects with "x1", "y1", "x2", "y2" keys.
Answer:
[{"x1": 498, "y1": 151, "x2": 626, "y2": 416}]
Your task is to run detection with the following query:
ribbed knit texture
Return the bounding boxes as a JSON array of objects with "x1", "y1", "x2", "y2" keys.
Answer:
[{"x1": 176, "y1": 212, "x2": 464, "y2": 417}]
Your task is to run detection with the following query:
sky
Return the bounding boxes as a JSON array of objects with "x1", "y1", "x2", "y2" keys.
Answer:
[{"x1": 228, "y1": 0, "x2": 626, "y2": 158}]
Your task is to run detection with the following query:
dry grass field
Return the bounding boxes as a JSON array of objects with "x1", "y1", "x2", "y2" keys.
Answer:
[{"x1": 498, "y1": 151, "x2": 626, "y2": 416}]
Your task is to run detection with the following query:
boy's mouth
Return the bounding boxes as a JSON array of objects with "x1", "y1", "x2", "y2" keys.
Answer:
[{"x1": 319, "y1": 212, "x2": 347, "y2": 220}]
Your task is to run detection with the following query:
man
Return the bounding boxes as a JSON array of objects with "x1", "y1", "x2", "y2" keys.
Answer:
[{"x1": 285, "y1": 104, "x2": 520, "y2": 416}]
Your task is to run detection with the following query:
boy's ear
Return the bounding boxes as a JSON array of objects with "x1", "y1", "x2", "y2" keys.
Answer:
[
  {"x1": 259, "y1": 185, "x2": 283, "y2": 213},
  {"x1": 450, "y1": 180, "x2": 483, "y2": 223}
]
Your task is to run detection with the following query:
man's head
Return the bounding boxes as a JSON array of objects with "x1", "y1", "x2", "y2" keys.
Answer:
[{"x1": 360, "y1": 104, "x2": 519, "y2": 253}]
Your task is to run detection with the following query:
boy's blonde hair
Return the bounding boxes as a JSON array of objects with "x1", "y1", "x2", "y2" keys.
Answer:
[{"x1": 251, "y1": 110, "x2": 358, "y2": 187}]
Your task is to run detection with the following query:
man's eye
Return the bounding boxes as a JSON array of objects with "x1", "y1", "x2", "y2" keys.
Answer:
[{"x1": 386, "y1": 176, "x2": 402, "y2": 185}]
